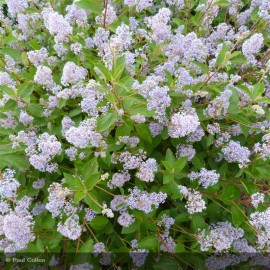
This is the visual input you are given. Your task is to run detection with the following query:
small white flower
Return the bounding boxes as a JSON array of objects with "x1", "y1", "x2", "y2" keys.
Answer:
[
  {"x1": 101, "y1": 173, "x2": 110, "y2": 181},
  {"x1": 102, "y1": 204, "x2": 114, "y2": 218},
  {"x1": 252, "y1": 105, "x2": 265, "y2": 115}
]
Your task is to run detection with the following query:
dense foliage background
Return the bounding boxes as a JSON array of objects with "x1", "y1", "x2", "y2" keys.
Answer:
[{"x1": 0, "y1": 0, "x2": 270, "y2": 269}]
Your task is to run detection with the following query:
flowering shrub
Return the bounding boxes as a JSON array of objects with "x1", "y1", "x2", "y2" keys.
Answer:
[{"x1": 0, "y1": 0, "x2": 270, "y2": 268}]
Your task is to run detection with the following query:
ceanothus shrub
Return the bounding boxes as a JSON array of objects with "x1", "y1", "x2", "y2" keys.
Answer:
[{"x1": 0, "y1": 0, "x2": 270, "y2": 268}]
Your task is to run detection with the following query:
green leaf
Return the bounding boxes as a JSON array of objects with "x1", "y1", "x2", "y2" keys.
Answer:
[
  {"x1": 69, "y1": 108, "x2": 82, "y2": 117},
  {"x1": 0, "y1": 143, "x2": 23, "y2": 155},
  {"x1": 78, "y1": 239, "x2": 93, "y2": 253},
  {"x1": 231, "y1": 205, "x2": 245, "y2": 227},
  {"x1": 85, "y1": 173, "x2": 100, "y2": 191},
  {"x1": 192, "y1": 61, "x2": 208, "y2": 74},
  {"x1": 26, "y1": 104, "x2": 44, "y2": 118},
  {"x1": 4, "y1": 99, "x2": 17, "y2": 110},
  {"x1": 162, "y1": 161, "x2": 173, "y2": 171},
  {"x1": 21, "y1": 52, "x2": 29, "y2": 67},
  {"x1": 192, "y1": 155, "x2": 205, "y2": 169},
  {"x1": 213, "y1": 0, "x2": 230, "y2": 6},
  {"x1": 135, "y1": 123, "x2": 152, "y2": 143},
  {"x1": 1, "y1": 47, "x2": 21, "y2": 59},
  {"x1": 216, "y1": 43, "x2": 229, "y2": 67},
  {"x1": 121, "y1": 220, "x2": 139, "y2": 234},
  {"x1": 251, "y1": 82, "x2": 264, "y2": 100},
  {"x1": 63, "y1": 173, "x2": 78, "y2": 189},
  {"x1": 138, "y1": 236, "x2": 158, "y2": 251},
  {"x1": 153, "y1": 256, "x2": 180, "y2": 270},
  {"x1": 0, "y1": 154, "x2": 28, "y2": 169},
  {"x1": 35, "y1": 238, "x2": 45, "y2": 252},
  {"x1": 75, "y1": 0, "x2": 103, "y2": 14},
  {"x1": 113, "y1": 55, "x2": 126, "y2": 80},
  {"x1": 229, "y1": 51, "x2": 246, "y2": 65},
  {"x1": 257, "y1": 97, "x2": 270, "y2": 104},
  {"x1": 0, "y1": 85, "x2": 16, "y2": 96},
  {"x1": 74, "y1": 191, "x2": 86, "y2": 203},
  {"x1": 84, "y1": 191, "x2": 102, "y2": 212},
  {"x1": 164, "y1": 70, "x2": 174, "y2": 85},
  {"x1": 229, "y1": 112, "x2": 250, "y2": 125},
  {"x1": 174, "y1": 157, "x2": 188, "y2": 173},
  {"x1": 18, "y1": 82, "x2": 34, "y2": 98},
  {"x1": 90, "y1": 216, "x2": 109, "y2": 230},
  {"x1": 115, "y1": 124, "x2": 131, "y2": 138},
  {"x1": 175, "y1": 213, "x2": 190, "y2": 223},
  {"x1": 94, "y1": 62, "x2": 112, "y2": 81},
  {"x1": 82, "y1": 157, "x2": 99, "y2": 181},
  {"x1": 74, "y1": 177, "x2": 85, "y2": 190},
  {"x1": 165, "y1": 148, "x2": 175, "y2": 166},
  {"x1": 174, "y1": 242, "x2": 185, "y2": 252},
  {"x1": 250, "y1": 7, "x2": 260, "y2": 21},
  {"x1": 4, "y1": 33, "x2": 16, "y2": 45},
  {"x1": 18, "y1": 70, "x2": 34, "y2": 81},
  {"x1": 163, "y1": 172, "x2": 174, "y2": 184},
  {"x1": 220, "y1": 184, "x2": 240, "y2": 203},
  {"x1": 129, "y1": 103, "x2": 154, "y2": 117},
  {"x1": 40, "y1": 213, "x2": 56, "y2": 230},
  {"x1": 96, "y1": 112, "x2": 118, "y2": 132},
  {"x1": 23, "y1": 243, "x2": 42, "y2": 253},
  {"x1": 241, "y1": 178, "x2": 257, "y2": 195},
  {"x1": 191, "y1": 215, "x2": 207, "y2": 230},
  {"x1": 29, "y1": 40, "x2": 41, "y2": 50},
  {"x1": 256, "y1": 166, "x2": 270, "y2": 178}
]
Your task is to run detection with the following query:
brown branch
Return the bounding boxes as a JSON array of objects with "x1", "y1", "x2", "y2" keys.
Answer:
[{"x1": 103, "y1": 0, "x2": 108, "y2": 29}]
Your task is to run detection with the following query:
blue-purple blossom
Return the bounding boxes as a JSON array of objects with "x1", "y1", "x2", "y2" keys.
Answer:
[{"x1": 222, "y1": 140, "x2": 251, "y2": 168}]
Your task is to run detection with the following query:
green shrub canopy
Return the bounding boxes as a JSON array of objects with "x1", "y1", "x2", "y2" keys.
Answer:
[{"x1": 0, "y1": 0, "x2": 270, "y2": 268}]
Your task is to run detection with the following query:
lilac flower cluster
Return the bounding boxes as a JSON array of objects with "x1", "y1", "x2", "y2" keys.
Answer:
[
  {"x1": 27, "y1": 48, "x2": 48, "y2": 67},
  {"x1": 204, "y1": 89, "x2": 232, "y2": 119},
  {"x1": 127, "y1": 187, "x2": 167, "y2": 213},
  {"x1": 0, "y1": 170, "x2": 35, "y2": 253},
  {"x1": 124, "y1": 0, "x2": 153, "y2": 11},
  {"x1": 157, "y1": 214, "x2": 176, "y2": 252},
  {"x1": 63, "y1": 118, "x2": 104, "y2": 150},
  {"x1": 136, "y1": 158, "x2": 158, "y2": 182},
  {"x1": 178, "y1": 185, "x2": 206, "y2": 214},
  {"x1": 0, "y1": 169, "x2": 20, "y2": 199},
  {"x1": 147, "y1": 86, "x2": 171, "y2": 121},
  {"x1": 129, "y1": 239, "x2": 149, "y2": 267},
  {"x1": 242, "y1": 33, "x2": 264, "y2": 65},
  {"x1": 80, "y1": 80, "x2": 104, "y2": 117},
  {"x1": 222, "y1": 140, "x2": 251, "y2": 168},
  {"x1": 42, "y1": 7, "x2": 72, "y2": 42},
  {"x1": 251, "y1": 192, "x2": 265, "y2": 209},
  {"x1": 254, "y1": 134, "x2": 270, "y2": 160},
  {"x1": 57, "y1": 214, "x2": 82, "y2": 240},
  {"x1": 65, "y1": 4, "x2": 88, "y2": 27},
  {"x1": 197, "y1": 222, "x2": 244, "y2": 252},
  {"x1": 26, "y1": 132, "x2": 62, "y2": 172},
  {"x1": 109, "y1": 171, "x2": 131, "y2": 188},
  {"x1": 145, "y1": 8, "x2": 172, "y2": 43},
  {"x1": 176, "y1": 144, "x2": 196, "y2": 161},
  {"x1": 189, "y1": 168, "x2": 220, "y2": 188},
  {"x1": 6, "y1": 0, "x2": 28, "y2": 18},
  {"x1": 45, "y1": 182, "x2": 71, "y2": 218},
  {"x1": 112, "y1": 151, "x2": 158, "y2": 183},
  {"x1": 34, "y1": 65, "x2": 55, "y2": 90},
  {"x1": 117, "y1": 136, "x2": 140, "y2": 148},
  {"x1": 70, "y1": 263, "x2": 93, "y2": 270},
  {"x1": 61, "y1": 61, "x2": 88, "y2": 86},
  {"x1": 249, "y1": 207, "x2": 270, "y2": 249},
  {"x1": 168, "y1": 108, "x2": 200, "y2": 138}
]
